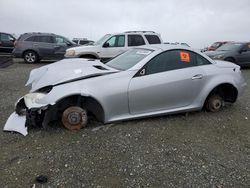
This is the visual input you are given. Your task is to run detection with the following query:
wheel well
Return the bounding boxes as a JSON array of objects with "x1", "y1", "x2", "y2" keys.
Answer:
[
  {"x1": 53, "y1": 95, "x2": 105, "y2": 122},
  {"x1": 205, "y1": 83, "x2": 238, "y2": 104},
  {"x1": 79, "y1": 54, "x2": 97, "y2": 59},
  {"x1": 224, "y1": 57, "x2": 235, "y2": 63},
  {"x1": 22, "y1": 50, "x2": 39, "y2": 58}
]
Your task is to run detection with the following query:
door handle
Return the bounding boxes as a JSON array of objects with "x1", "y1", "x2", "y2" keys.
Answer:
[
  {"x1": 192, "y1": 74, "x2": 203, "y2": 80},
  {"x1": 54, "y1": 45, "x2": 60, "y2": 47}
]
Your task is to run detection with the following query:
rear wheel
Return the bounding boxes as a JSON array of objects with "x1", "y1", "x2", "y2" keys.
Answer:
[
  {"x1": 62, "y1": 106, "x2": 88, "y2": 130},
  {"x1": 24, "y1": 51, "x2": 39, "y2": 63},
  {"x1": 205, "y1": 95, "x2": 223, "y2": 112}
]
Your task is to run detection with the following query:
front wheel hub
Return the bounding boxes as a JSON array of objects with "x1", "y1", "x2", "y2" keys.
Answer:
[
  {"x1": 62, "y1": 106, "x2": 88, "y2": 130},
  {"x1": 212, "y1": 99, "x2": 222, "y2": 110},
  {"x1": 68, "y1": 112, "x2": 81, "y2": 124}
]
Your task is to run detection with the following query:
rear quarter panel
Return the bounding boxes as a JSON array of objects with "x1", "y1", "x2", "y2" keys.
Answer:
[{"x1": 194, "y1": 64, "x2": 241, "y2": 107}]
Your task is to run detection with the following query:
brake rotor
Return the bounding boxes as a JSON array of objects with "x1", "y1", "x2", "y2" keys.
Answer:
[{"x1": 62, "y1": 106, "x2": 88, "y2": 130}]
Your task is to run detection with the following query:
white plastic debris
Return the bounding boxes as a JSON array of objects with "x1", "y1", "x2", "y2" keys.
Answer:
[{"x1": 3, "y1": 112, "x2": 28, "y2": 136}]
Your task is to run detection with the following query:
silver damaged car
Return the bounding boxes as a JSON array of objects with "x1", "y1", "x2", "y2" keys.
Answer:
[{"x1": 4, "y1": 44, "x2": 247, "y2": 136}]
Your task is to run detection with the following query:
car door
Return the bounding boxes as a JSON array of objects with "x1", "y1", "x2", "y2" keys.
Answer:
[
  {"x1": 34, "y1": 35, "x2": 55, "y2": 58},
  {"x1": 237, "y1": 43, "x2": 250, "y2": 65},
  {"x1": 54, "y1": 36, "x2": 72, "y2": 58},
  {"x1": 128, "y1": 50, "x2": 207, "y2": 114},
  {"x1": 99, "y1": 35, "x2": 126, "y2": 59},
  {"x1": 0, "y1": 33, "x2": 15, "y2": 53}
]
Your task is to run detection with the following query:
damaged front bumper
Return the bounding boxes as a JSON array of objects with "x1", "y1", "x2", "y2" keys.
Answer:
[{"x1": 4, "y1": 93, "x2": 50, "y2": 136}]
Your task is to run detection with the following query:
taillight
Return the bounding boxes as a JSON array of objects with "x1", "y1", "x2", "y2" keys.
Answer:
[{"x1": 14, "y1": 40, "x2": 19, "y2": 47}]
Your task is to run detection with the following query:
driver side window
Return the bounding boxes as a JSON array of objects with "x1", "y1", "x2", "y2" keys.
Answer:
[
  {"x1": 55, "y1": 36, "x2": 65, "y2": 44},
  {"x1": 1, "y1": 33, "x2": 14, "y2": 41},
  {"x1": 144, "y1": 50, "x2": 197, "y2": 75},
  {"x1": 104, "y1": 35, "x2": 125, "y2": 47}
]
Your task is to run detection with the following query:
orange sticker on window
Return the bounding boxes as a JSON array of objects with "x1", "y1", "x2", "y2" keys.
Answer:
[
  {"x1": 180, "y1": 52, "x2": 190, "y2": 63},
  {"x1": 248, "y1": 44, "x2": 250, "y2": 49}
]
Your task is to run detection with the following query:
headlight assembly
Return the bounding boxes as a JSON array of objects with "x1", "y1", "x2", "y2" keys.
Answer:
[
  {"x1": 24, "y1": 93, "x2": 46, "y2": 108},
  {"x1": 66, "y1": 50, "x2": 75, "y2": 56}
]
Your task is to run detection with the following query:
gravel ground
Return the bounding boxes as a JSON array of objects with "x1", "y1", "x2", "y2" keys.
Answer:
[{"x1": 0, "y1": 60, "x2": 250, "y2": 188}]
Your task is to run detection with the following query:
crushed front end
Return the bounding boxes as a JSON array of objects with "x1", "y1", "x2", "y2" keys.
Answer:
[{"x1": 4, "y1": 92, "x2": 51, "y2": 136}]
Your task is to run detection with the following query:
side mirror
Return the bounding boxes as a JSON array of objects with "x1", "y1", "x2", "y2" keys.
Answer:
[{"x1": 103, "y1": 43, "x2": 109, "y2": 48}]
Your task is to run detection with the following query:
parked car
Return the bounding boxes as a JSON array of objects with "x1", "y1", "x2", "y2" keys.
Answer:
[
  {"x1": 12, "y1": 32, "x2": 76, "y2": 63},
  {"x1": 0, "y1": 32, "x2": 16, "y2": 53},
  {"x1": 207, "y1": 41, "x2": 229, "y2": 51},
  {"x1": 65, "y1": 31, "x2": 162, "y2": 62},
  {"x1": 4, "y1": 44, "x2": 246, "y2": 136},
  {"x1": 205, "y1": 42, "x2": 250, "y2": 66},
  {"x1": 164, "y1": 42, "x2": 190, "y2": 47},
  {"x1": 200, "y1": 47, "x2": 208, "y2": 52},
  {"x1": 72, "y1": 38, "x2": 94, "y2": 46}
]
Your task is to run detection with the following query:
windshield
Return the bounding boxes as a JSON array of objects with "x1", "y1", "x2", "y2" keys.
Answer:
[
  {"x1": 211, "y1": 42, "x2": 221, "y2": 48},
  {"x1": 67, "y1": 38, "x2": 76, "y2": 45},
  {"x1": 216, "y1": 43, "x2": 242, "y2": 51},
  {"x1": 106, "y1": 48, "x2": 153, "y2": 70},
  {"x1": 94, "y1": 34, "x2": 111, "y2": 45}
]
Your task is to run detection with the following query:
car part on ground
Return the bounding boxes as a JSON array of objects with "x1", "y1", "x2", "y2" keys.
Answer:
[
  {"x1": 12, "y1": 32, "x2": 76, "y2": 63},
  {"x1": 65, "y1": 31, "x2": 163, "y2": 62},
  {"x1": 205, "y1": 42, "x2": 250, "y2": 67},
  {"x1": 4, "y1": 44, "x2": 246, "y2": 135}
]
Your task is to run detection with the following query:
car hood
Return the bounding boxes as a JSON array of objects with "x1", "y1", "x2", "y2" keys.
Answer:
[{"x1": 26, "y1": 58, "x2": 118, "y2": 92}]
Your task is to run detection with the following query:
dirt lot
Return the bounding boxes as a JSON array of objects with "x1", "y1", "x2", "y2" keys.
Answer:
[{"x1": 0, "y1": 59, "x2": 250, "y2": 188}]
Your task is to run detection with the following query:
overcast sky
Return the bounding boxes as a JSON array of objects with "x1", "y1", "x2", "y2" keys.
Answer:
[{"x1": 1, "y1": 0, "x2": 250, "y2": 48}]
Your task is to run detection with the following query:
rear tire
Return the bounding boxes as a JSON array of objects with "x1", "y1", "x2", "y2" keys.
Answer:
[
  {"x1": 205, "y1": 95, "x2": 223, "y2": 112},
  {"x1": 23, "y1": 51, "x2": 39, "y2": 63}
]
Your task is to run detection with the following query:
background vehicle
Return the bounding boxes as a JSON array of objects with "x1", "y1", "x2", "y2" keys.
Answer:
[
  {"x1": 164, "y1": 42, "x2": 190, "y2": 47},
  {"x1": 12, "y1": 32, "x2": 76, "y2": 63},
  {"x1": 205, "y1": 42, "x2": 250, "y2": 66},
  {"x1": 65, "y1": 31, "x2": 162, "y2": 62},
  {"x1": 0, "y1": 32, "x2": 16, "y2": 53},
  {"x1": 207, "y1": 41, "x2": 229, "y2": 51},
  {"x1": 72, "y1": 38, "x2": 94, "y2": 46},
  {"x1": 4, "y1": 44, "x2": 246, "y2": 135}
]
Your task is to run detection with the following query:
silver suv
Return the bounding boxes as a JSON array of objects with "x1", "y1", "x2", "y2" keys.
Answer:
[
  {"x1": 65, "y1": 31, "x2": 162, "y2": 62},
  {"x1": 13, "y1": 32, "x2": 75, "y2": 63}
]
